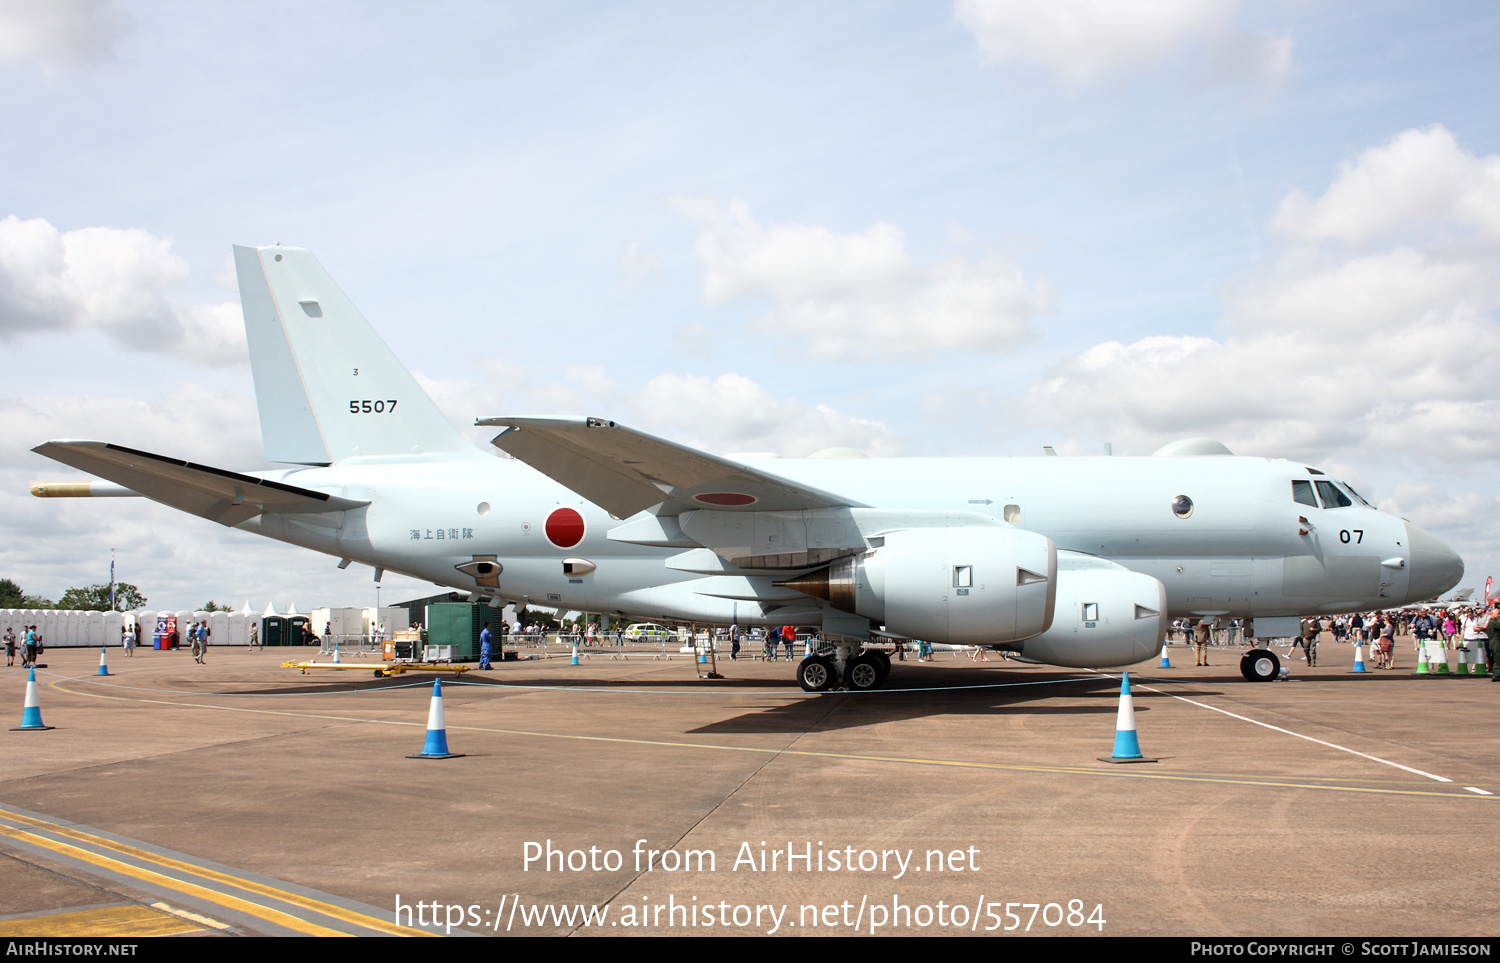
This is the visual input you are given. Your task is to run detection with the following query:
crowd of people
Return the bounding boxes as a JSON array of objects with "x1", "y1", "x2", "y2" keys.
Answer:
[
  {"x1": 3, "y1": 625, "x2": 42, "y2": 668},
  {"x1": 12, "y1": 598, "x2": 1498, "y2": 679},
  {"x1": 1171, "y1": 599, "x2": 1500, "y2": 677}
]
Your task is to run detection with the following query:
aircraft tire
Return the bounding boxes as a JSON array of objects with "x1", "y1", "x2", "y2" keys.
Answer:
[
  {"x1": 374, "y1": 669, "x2": 386, "y2": 678},
  {"x1": 1240, "y1": 649, "x2": 1280, "y2": 682},
  {"x1": 798, "y1": 656, "x2": 837, "y2": 692},
  {"x1": 871, "y1": 650, "x2": 891, "y2": 682},
  {"x1": 845, "y1": 654, "x2": 883, "y2": 691}
]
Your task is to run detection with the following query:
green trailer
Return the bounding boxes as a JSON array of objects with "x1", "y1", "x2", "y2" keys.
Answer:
[{"x1": 424, "y1": 602, "x2": 483, "y2": 661}]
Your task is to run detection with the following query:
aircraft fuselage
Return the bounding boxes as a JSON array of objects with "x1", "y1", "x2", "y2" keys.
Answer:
[{"x1": 237, "y1": 449, "x2": 1456, "y2": 628}]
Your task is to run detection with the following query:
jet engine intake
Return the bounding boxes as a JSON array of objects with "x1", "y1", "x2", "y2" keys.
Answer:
[
  {"x1": 1017, "y1": 568, "x2": 1166, "y2": 668},
  {"x1": 777, "y1": 526, "x2": 1057, "y2": 645}
]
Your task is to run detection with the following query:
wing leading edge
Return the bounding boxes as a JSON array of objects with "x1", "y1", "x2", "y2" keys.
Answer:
[{"x1": 478, "y1": 416, "x2": 863, "y2": 517}]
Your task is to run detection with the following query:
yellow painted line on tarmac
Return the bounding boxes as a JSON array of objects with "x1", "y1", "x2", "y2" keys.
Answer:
[
  {"x1": 0, "y1": 807, "x2": 426, "y2": 938},
  {"x1": 0, "y1": 822, "x2": 345, "y2": 936},
  {"x1": 44, "y1": 677, "x2": 1495, "y2": 802},
  {"x1": 150, "y1": 900, "x2": 233, "y2": 930},
  {"x1": 0, "y1": 904, "x2": 199, "y2": 937}
]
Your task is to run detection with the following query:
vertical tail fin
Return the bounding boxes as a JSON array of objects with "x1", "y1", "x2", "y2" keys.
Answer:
[{"x1": 233, "y1": 245, "x2": 472, "y2": 464}]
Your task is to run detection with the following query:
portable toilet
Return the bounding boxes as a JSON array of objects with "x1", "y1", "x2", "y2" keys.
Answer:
[
  {"x1": 261, "y1": 616, "x2": 287, "y2": 646},
  {"x1": 155, "y1": 614, "x2": 179, "y2": 649}
]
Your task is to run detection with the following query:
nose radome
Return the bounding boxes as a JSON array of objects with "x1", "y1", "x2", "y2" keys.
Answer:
[{"x1": 1404, "y1": 523, "x2": 1464, "y2": 604}]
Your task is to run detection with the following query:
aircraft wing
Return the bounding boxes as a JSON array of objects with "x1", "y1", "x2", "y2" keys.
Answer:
[
  {"x1": 32, "y1": 441, "x2": 368, "y2": 527},
  {"x1": 477, "y1": 416, "x2": 863, "y2": 517}
]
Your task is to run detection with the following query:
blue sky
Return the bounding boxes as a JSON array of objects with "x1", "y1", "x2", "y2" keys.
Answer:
[{"x1": 3, "y1": 1, "x2": 1498, "y2": 609}]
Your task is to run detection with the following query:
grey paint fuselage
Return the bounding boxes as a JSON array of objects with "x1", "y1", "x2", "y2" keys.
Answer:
[{"x1": 237, "y1": 448, "x2": 1458, "y2": 626}]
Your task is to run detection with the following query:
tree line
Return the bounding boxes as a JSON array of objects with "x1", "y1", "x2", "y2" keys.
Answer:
[{"x1": 1, "y1": 578, "x2": 148, "y2": 611}]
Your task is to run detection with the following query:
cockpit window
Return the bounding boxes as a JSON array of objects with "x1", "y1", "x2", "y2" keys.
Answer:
[
  {"x1": 1339, "y1": 481, "x2": 1372, "y2": 507},
  {"x1": 1315, "y1": 480, "x2": 1352, "y2": 509},
  {"x1": 1292, "y1": 480, "x2": 1318, "y2": 507}
]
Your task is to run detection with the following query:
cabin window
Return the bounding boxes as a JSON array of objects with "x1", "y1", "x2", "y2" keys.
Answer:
[
  {"x1": 1315, "y1": 480, "x2": 1352, "y2": 509},
  {"x1": 1171, "y1": 495, "x2": 1193, "y2": 519},
  {"x1": 1292, "y1": 480, "x2": 1318, "y2": 507},
  {"x1": 1003, "y1": 504, "x2": 1021, "y2": 523}
]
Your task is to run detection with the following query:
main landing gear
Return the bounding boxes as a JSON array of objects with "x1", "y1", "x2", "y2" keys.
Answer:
[
  {"x1": 797, "y1": 643, "x2": 893, "y2": 692},
  {"x1": 1240, "y1": 647, "x2": 1280, "y2": 682}
]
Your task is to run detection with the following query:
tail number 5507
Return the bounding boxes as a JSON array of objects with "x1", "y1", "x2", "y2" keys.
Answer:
[{"x1": 349, "y1": 400, "x2": 398, "y2": 413}]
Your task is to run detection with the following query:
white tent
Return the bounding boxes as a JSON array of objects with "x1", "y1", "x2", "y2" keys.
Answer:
[
  {"x1": 241, "y1": 600, "x2": 254, "y2": 616},
  {"x1": 262, "y1": 601, "x2": 278, "y2": 618}
]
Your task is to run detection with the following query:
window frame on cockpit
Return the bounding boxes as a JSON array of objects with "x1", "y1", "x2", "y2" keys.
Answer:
[
  {"x1": 1315, "y1": 480, "x2": 1353, "y2": 509},
  {"x1": 1292, "y1": 479, "x2": 1318, "y2": 507},
  {"x1": 1339, "y1": 482, "x2": 1372, "y2": 507}
]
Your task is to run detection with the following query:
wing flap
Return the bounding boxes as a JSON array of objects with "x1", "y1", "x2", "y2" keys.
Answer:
[
  {"x1": 478, "y1": 416, "x2": 860, "y2": 518},
  {"x1": 33, "y1": 441, "x2": 367, "y2": 527}
]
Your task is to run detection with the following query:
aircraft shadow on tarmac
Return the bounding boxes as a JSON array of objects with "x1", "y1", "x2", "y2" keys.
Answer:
[{"x1": 688, "y1": 672, "x2": 1144, "y2": 734}]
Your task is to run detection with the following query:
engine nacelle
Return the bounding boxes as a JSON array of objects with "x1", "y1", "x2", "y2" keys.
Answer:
[
  {"x1": 1016, "y1": 568, "x2": 1166, "y2": 668},
  {"x1": 781, "y1": 526, "x2": 1057, "y2": 645}
]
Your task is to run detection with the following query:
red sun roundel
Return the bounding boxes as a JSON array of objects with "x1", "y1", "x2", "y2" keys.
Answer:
[
  {"x1": 545, "y1": 507, "x2": 586, "y2": 548},
  {"x1": 693, "y1": 492, "x2": 757, "y2": 506}
]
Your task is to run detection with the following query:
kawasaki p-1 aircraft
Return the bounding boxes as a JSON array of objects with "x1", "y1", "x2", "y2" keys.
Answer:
[{"x1": 32, "y1": 245, "x2": 1465, "y2": 690}]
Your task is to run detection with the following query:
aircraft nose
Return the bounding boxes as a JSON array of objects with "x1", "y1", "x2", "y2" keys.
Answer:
[{"x1": 1404, "y1": 523, "x2": 1464, "y2": 604}]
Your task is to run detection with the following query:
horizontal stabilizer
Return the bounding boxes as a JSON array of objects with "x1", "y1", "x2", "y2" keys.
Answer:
[
  {"x1": 478, "y1": 415, "x2": 860, "y2": 518},
  {"x1": 32, "y1": 441, "x2": 368, "y2": 527}
]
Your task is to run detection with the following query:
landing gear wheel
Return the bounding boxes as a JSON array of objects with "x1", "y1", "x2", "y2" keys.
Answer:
[
  {"x1": 797, "y1": 656, "x2": 837, "y2": 692},
  {"x1": 871, "y1": 650, "x2": 891, "y2": 682},
  {"x1": 1240, "y1": 648, "x2": 1280, "y2": 682},
  {"x1": 845, "y1": 654, "x2": 883, "y2": 691}
]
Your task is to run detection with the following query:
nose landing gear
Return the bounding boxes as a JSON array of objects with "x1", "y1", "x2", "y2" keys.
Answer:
[{"x1": 1240, "y1": 648, "x2": 1281, "y2": 681}]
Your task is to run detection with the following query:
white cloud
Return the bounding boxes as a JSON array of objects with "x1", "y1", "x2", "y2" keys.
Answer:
[
  {"x1": 0, "y1": 0, "x2": 127, "y2": 71},
  {"x1": 630, "y1": 372, "x2": 900, "y2": 457},
  {"x1": 4, "y1": 385, "x2": 263, "y2": 471},
  {"x1": 953, "y1": 0, "x2": 1287, "y2": 85},
  {"x1": 0, "y1": 216, "x2": 245, "y2": 364},
  {"x1": 1270, "y1": 126, "x2": 1500, "y2": 247},
  {"x1": 418, "y1": 359, "x2": 900, "y2": 459},
  {"x1": 1026, "y1": 127, "x2": 1500, "y2": 464},
  {"x1": 680, "y1": 199, "x2": 1050, "y2": 359}
]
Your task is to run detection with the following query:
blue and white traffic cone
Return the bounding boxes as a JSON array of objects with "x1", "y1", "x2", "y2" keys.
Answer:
[
  {"x1": 97, "y1": 646, "x2": 110, "y2": 676},
  {"x1": 1350, "y1": 638, "x2": 1367, "y2": 673},
  {"x1": 570, "y1": 640, "x2": 580, "y2": 666},
  {"x1": 407, "y1": 679, "x2": 462, "y2": 759},
  {"x1": 12, "y1": 668, "x2": 54, "y2": 731},
  {"x1": 1100, "y1": 673, "x2": 1154, "y2": 763},
  {"x1": 332, "y1": 646, "x2": 340, "y2": 664},
  {"x1": 1158, "y1": 645, "x2": 1172, "y2": 669}
]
